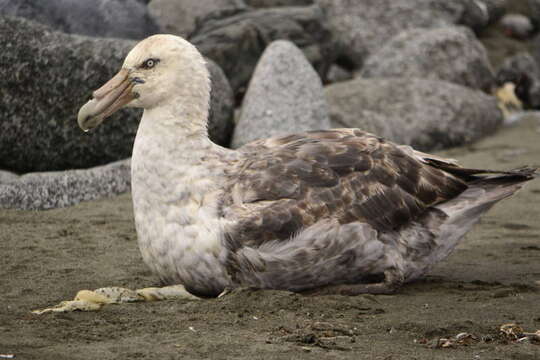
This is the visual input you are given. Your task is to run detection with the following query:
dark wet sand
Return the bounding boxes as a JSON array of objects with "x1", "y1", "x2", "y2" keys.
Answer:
[{"x1": 1, "y1": 115, "x2": 540, "y2": 360}]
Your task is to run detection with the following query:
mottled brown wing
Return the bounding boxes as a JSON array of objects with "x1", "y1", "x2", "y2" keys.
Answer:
[{"x1": 220, "y1": 129, "x2": 468, "y2": 248}]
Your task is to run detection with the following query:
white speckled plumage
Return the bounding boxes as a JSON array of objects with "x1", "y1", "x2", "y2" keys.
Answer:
[
  {"x1": 120, "y1": 36, "x2": 235, "y2": 293},
  {"x1": 76, "y1": 35, "x2": 536, "y2": 297}
]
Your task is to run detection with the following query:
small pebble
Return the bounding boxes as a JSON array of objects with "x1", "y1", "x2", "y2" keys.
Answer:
[{"x1": 500, "y1": 14, "x2": 534, "y2": 40}]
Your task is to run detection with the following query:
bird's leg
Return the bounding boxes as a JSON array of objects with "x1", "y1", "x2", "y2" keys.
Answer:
[
  {"x1": 301, "y1": 268, "x2": 404, "y2": 296},
  {"x1": 32, "y1": 284, "x2": 202, "y2": 314}
]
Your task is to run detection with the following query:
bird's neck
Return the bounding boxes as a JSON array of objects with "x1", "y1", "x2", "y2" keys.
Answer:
[
  {"x1": 134, "y1": 102, "x2": 215, "y2": 163},
  {"x1": 130, "y1": 101, "x2": 233, "y2": 200}
]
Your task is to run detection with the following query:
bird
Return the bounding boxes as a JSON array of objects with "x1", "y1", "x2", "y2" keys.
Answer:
[{"x1": 35, "y1": 34, "x2": 537, "y2": 313}]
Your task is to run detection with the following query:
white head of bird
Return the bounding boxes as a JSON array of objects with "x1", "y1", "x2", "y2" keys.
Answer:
[{"x1": 77, "y1": 34, "x2": 211, "y2": 133}]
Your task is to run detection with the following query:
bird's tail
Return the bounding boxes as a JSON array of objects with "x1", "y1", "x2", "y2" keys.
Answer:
[
  {"x1": 432, "y1": 167, "x2": 535, "y2": 259},
  {"x1": 403, "y1": 167, "x2": 536, "y2": 281}
]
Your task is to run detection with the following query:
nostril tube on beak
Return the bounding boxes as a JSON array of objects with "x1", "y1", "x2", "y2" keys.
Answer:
[{"x1": 131, "y1": 77, "x2": 145, "y2": 84}]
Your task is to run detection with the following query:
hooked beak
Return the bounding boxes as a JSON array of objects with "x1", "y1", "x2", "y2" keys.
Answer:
[{"x1": 77, "y1": 68, "x2": 137, "y2": 132}]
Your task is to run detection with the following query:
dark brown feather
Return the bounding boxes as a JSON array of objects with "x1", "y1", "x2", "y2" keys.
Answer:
[{"x1": 220, "y1": 129, "x2": 470, "y2": 248}]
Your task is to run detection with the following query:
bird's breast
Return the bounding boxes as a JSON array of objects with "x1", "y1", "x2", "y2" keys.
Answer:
[{"x1": 130, "y1": 152, "x2": 230, "y2": 290}]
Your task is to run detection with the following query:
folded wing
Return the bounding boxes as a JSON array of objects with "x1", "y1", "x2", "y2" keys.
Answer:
[{"x1": 220, "y1": 129, "x2": 468, "y2": 248}]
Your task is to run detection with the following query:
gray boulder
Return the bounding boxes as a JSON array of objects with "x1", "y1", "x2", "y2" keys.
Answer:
[
  {"x1": 0, "y1": 170, "x2": 18, "y2": 184},
  {"x1": 0, "y1": 159, "x2": 131, "y2": 210},
  {"x1": 148, "y1": 0, "x2": 247, "y2": 38},
  {"x1": 499, "y1": 52, "x2": 540, "y2": 81},
  {"x1": 459, "y1": 0, "x2": 507, "y2": 31},
  {"x1": 325, "y1": 77, "x2": 503, "y2": 150},
  {"x1": 207, "y1": 58, "x2": 235, "y2": 146},
  {"x1": 329, "y1": 109, "x2": 401, "y2": 144},
  {"x1": 0, "y1": 0, "x2": 159, "y2": 39},
  {"x1": 326, "y1": 64, "x2": 353, "y2": 84},
  {"x1": 361, "y1": 27, "x2": 494, "y2": 92},
  {"x1": 483, "y1": 0, "x2": 507, "y2": 24},
  {"x1": 232, "y1": 40, "x2": 331, "y2": 148},
  {"x1": 0, "y1": 16, "x2": 139, "y2": 173},
  {"x1": 190, "y1": 5, "x2": 336, "y2": 94},
  {"x1": 500, "y1": 14, "x2": 535, "y2": 39},
  {"x1": 528, "y1": 0, "x2": 540, "y2": 25},
  {"x1": 315, "y1": 0, "x2": 499, "y2": 68},
  {"x1": 244, "y1": 0, "x2": 313, "y2": 7},
  {"x1": 0, "y1": 16, "x2": 234, "y2": 173}
]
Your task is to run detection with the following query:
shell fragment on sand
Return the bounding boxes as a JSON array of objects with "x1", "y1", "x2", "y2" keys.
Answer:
[{"x1": 32, "y1": 285, "x2": 201, "y2": 314}]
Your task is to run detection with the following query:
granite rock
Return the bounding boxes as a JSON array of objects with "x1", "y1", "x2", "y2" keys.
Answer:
[
  {"x1": 0, "y1": 0, "x2": 159, "y2": 39},
  {"x1": 361, "y1": 27, "x2": 494, "y2": 92},
  {"x1": 190, "y1": 5, "x2": 336, "y2": 94},
  {"x1": 328, "y1": 109, "x2": 401, "y2": 144},
  {"x1": 148, "y1": 0, "x2": 247, "y2": 38},
  {"x1": 244, "y1": 0, "x2": 313, "y2": 7},
  {"x1": 500, "y1": 13, "x2": 535, "y2": 39},
  {"x1": 207, "y1": 58, "x2": 236, "y2": 146},
  {"x1": 498, "y1": 52, "x2": 540, "y2": 81},
  {"x1": 315, "y1": 0, "x2": 499, "y2": 68},
  {"x1": 0, "y1": 170, "x2": 19, "y2": 184},
  {"x1": 0, "y1": 16, "x2": 234, "y2": 173},
  {"x1": 0, "y1": 159, "x2": 131, "y2": 210},
  {"x1": 458, "y1": 0, "x2": 507, "y2": 31},
  {"x1": 326, "y1": 64, "x2": 353, "y2": 84},
  {"x1": 325, "y1": 77, "x2": 503, "y2": 150},
  {"x1": 232, "y1": 40, "x2": 331, "y2": 148},
  {"x1": 0, "y1": 16, "x2": 139, "y2": 173},
  {"x1": 528, "y1": 0, "x2": 540, "y2": 25},
  {"x1": 482, "y1": 0, "x2": 507, "y2": 24}
]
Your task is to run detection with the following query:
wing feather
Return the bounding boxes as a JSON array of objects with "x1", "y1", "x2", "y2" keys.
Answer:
[{"x1": 220, "y1": 129, "x2": 468, "y2": 248}]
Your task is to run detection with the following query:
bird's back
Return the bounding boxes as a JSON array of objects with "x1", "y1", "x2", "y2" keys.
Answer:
[{"x1": 217, "y1": 129, "x2": 536, "y2": 291}]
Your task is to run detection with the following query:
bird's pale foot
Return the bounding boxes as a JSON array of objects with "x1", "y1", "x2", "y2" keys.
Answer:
[
  {"x1": 302, "y1": 269, "x2": 404, "y2": 296},
  {"x1": 32, "y1": 284, "x2": 201, "y2": 314}
]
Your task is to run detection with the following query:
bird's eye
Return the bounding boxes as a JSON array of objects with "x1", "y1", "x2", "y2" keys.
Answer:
[{"x1": 141, "y1": 58, "x2": 159, "y2": 69}]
